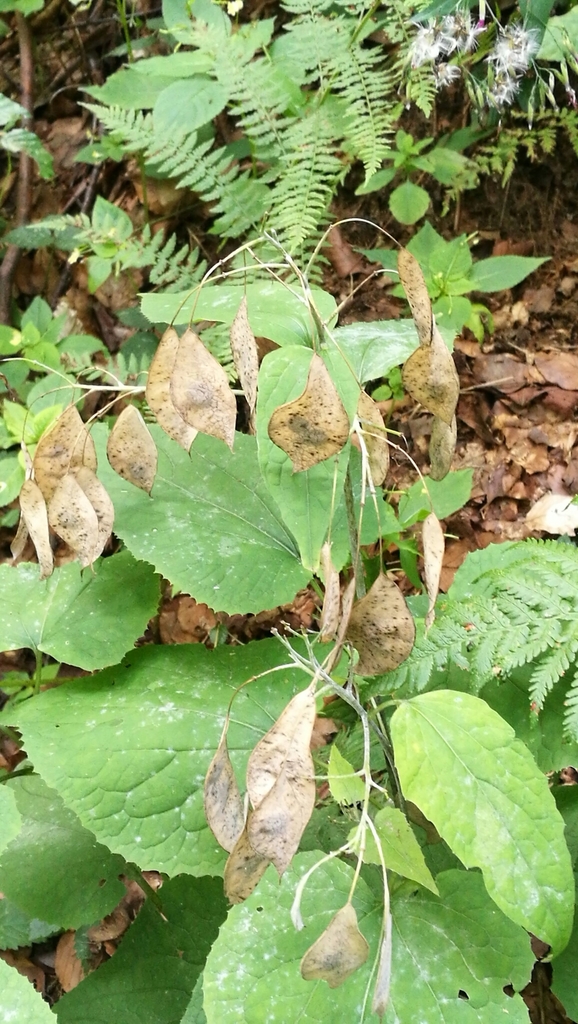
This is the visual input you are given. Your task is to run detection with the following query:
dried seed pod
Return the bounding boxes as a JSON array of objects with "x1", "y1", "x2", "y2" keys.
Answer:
[
  {"x1": 429, "y1": 414, "x2": 456, "y2": 480},
  {"x1": 48, "y1": 473, "x2": 99, "y2": 569},
  {"x1": 346, "y1": 573, "x2": 415, "y2": 676},
  {"x1": 357, "y1": 391, "x2": 389, "y2": 486},
  {"x1": 223, "y1": 824, "x2": 270, "y2": 904},
  {"x1": 15, "y1": 479, "x2": 53, "y2": 579},
  {"x1": 402, "y1": 326, "x2": 460, "y2": 425},
  {"x1": 33, "y1": 406, "x2": 96, "y2": 502},
  {"x1": 398, "y1": 248, "x2": 433, "y2": 346},
  {"x1": 422, "y1": 512, "x2": 445, "y2": 630},
  {"x1": 170, "y1": 328, "x2": 236, "y2": 450},
  {"x1": 268, "y1": 354, "x2": 349, "y2": 472},
  {"x1": 204, "y1": 728, "x2": 245, "y2": 854},
  {"x1": 145, "y1": 328, "x2": 198, "y2": 451},
  {"x1": 319, "y1": 542, "x2": 341, "y2": 642},
  {"x1": 74, "y1": 466, "x2": 114, "y2": 563},
  {"x1": 107, "y1": 405, "x2": 158, "y2": 493},
  {"x1": 230, "y1": 296, "x2": 259, "y2": 418},
  {"x1": 300, "y1": 903, "x2": 369, "y2": 988}
]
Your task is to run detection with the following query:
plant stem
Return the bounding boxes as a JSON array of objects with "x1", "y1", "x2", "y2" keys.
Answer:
[
  {"x1": 344, "y1": 465, "x2": 365, "y2": 598},
  {"x1": 33, "y1": 647, "x2": 43, "y2": 695}
]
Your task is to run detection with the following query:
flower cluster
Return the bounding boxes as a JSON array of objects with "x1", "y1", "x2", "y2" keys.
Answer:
[
  {"x1": 409, "y1": 11, "x2": 483, "y2": 81},
  {"x1": 486, "y1": 23, "x2": 540, "y2": 108}
]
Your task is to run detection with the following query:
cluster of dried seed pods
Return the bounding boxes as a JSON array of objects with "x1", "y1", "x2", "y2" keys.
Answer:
[
  {"x1": 399, "y1": 248, "x2": 460, "y2": 481},
  {"x1": 12, "y1": 406, "x2": 113, "y2": 578},
  {"x1": 205, "y1": 682, "x2": 317, "y2": 903}
]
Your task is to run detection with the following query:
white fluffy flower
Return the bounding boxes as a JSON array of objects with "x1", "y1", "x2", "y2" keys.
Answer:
[
  {"x1": 488, "y1": 24, "x2": 540, "y2": 74},
  {"x1": 434, "y1": 62, "x2": 462, "y2": 87}
]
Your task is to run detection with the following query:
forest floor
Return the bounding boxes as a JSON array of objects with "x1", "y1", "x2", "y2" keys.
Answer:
[{"x1": 2, "y1": 2, "x2": 578, "y2": 1021}]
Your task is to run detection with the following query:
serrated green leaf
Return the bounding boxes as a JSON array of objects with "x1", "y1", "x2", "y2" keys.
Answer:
[
  {"x1": 0, "y1": 551, "x2": 159, "y2": 670},
  {"x1": 389, "y1": 181, "x2": 430, "y2": 225},
  {"x1": 94, "y1": 424, "x2": 309, "y2": 613},
  {"x1": 354, "y1": 806, "x2": 438, "y2": 894},
  {"x1": 0, "y1": 784, "x2": 21, "y2": 855},
  {"x1": 554, "y1": 787, "x2": 578, "y2": 866},
  {"x1": 468, "y1": 256, "x2": 548, "y2": 293},
  {"x1": 181, "y1": 975, "x2": 206, "y2": 1024},
  {"x1": 140, "y1": 281, "x2": 337, "y2": 347},
  {"x1": 387, "y1": 870, "x2": 533, "y2": 1023},
  {"x1": 12, "y1": 641, "x2": 314, "y2": 876},
  {"x1": 327, "y1": 745, "x2": 365, "y2": 806},
  {"x1": 0, "y1": 958, "x2": 55, "y2": 1023},
  {"x1": 57, "y1": 875, "x2": 227, "y2": 1024},
  {"x1": 83, "y1": 68, "x2": 179, "y2": 109},
  {"x1": 204, "y1": 853, "x2": 382, "y2": 1023},
  {"x1": 0, "y1": 776, "x2": 126, "y2": 929},
  {"x1": 391, "y1": 690, "x2": 574, "y2": 953}
]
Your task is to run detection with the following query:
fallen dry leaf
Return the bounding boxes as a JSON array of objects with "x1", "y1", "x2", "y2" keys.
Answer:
[
  {"x1": 268, "y1": 354, "x2": 350, "y2": 472},
  {"x1": 534, "y1": 351, "x2": 578, "y2": 391},
  {"x1": 526, "y1": 493, "x2": 578, "y2": 535},
  {"x1": 398, "y1": 248, "x2": 432, "y2": 345},
  {"x1": 170, "y1": 328, "x2": 236, "y2": 449},
  {"x1": 55, "y1": 931, "x2": 86, "y2": 993},
  {"x1": 346, "y1": 573, "x2": 415, "y2": 676},
  {"x1": 14, "y1": 479, "x2": 53, "y2": 579},
  {"x1": 107, "y1": 405, "x2": 158, "y2": 493},
  {"x1": 300, "y1": 903, "x2": 369, "y2": 988},
  {"x1": 402, "y1": 327, "x2": 459, "y2": 425},
  {"x1": 246, "y1": 683, "x2": 317, "y2": 810},
  {"x1": 145, "y1": 327, "x2": 198, "y2": 451},
  {"x1": 204, "y1": 729, "x2": 246, "y2": 854}
]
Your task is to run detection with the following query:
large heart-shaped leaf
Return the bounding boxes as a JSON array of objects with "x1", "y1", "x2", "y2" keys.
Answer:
[
  {"x1": 12, "y1": 641, "x2": 314, "y2": 876},
  {"x1": 0, "y1": 551, "x2": 159, "y2": 670},
  {"x1": 95, "y1": 424, "x2": 310, "y2": 614}
]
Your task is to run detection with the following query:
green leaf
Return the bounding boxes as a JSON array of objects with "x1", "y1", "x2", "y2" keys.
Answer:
[
  {"x1": 203, "y1": 853, "x2": 382, "y2": 1023},
  {"x1": 181, "y1": 976, "x2": 206, "y2": 1024},
  {"x1": 398, "y1": 470, "x2": 473, "y2": 526},
  {"x1": 468, "y1": 256, "x2": 549, "y2": 293},
  {"x1": 87, "y1": 256, "x2": 114, "y2": 293},
  {"x1": 0, "y1": 776, "x2": 126, "y2": 929},
  {"x1": 0, "y1": 453, "x2": 24, "y2": 507},
  {"x1": 554, "y1": 787, "x2": 578, "y2": 866},
  {"x1": 0, "y1": 958, "x2": 55, "y2": 1023},
  {"x1": 12, "y1": 641, "x2": 314, "y2": 876},
  {"x1": 331, "y1": 319, "x2": 419, "y2": 383},
  {"x1": 391, "y1": 690, "x2": 575, "y2": 953},
  {"x1": 132, "y1": 52, "x2": 215, "y2": 77},
  {"x1": 0, "y1": 551, "x2": 159, "y2": 671},
  {"x1": 538, "y1": 7, "x2": 578, "y2": 60},
  {"x1": 140, "y1": 281, "x2": 337, "y2": 347},
  {"x1": 0, "y1": 127, "x2": 54, "y2": 178},
  {"x1": 56, "y1": 875, "x2": 228, "y2": 1024},
  {"x1": 388, "y1": 869, "x2": 533, "y2": 1022},
  {"x1": 0, "y1": 784, "x2": 21, "y2": 855},
  {"x1": 95, "y1": 424, "x2": 309, "y2": 613},
  {"x1": 83, "y1": 68, "x2": 180, "y2": 109},
  {"x1": 327, "y1": 745, "x2": 365, "y2": 805},
  {"x1": 551, "y1": 874, "x2": 578, "y2": 1019},
  {"x1": 256, "y1": 347, "x2": 352, "y2": 572},
  {"x1": 353, "y1": 806, "x2": 438, "y2": 894},
  {"x1": 389, "y1": 181, "x2": 430, "y2": 225},
  {"x1": 0, "y1": 894, "x2": 57, "y2": 951},
  {"x1": 355, "y1": 166, "x2": 396, "y2": 195},
  {"x1": 153, "y1": 77, "x2": 228, "y2": 134},
  {"x1": 91, "y1": 196, "x2": 133, "y2": 242},
  {"x1": 0, "y1": 93, "x2": 25, "y2": 127},
  {"x1": 481, "y1": 672, "x2": 578, "y2": 773}
]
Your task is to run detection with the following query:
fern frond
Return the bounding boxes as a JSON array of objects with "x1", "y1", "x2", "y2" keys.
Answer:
[
  {"x1": 268, "y1": 107, "x2": 345, "y2": 252},
  {"x1": 329, "y1": 32, "x2": 394, "y2": 178}
]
